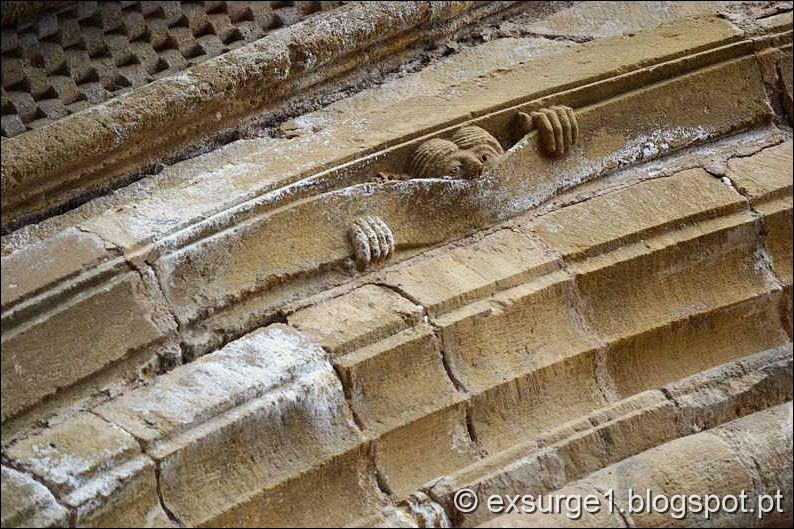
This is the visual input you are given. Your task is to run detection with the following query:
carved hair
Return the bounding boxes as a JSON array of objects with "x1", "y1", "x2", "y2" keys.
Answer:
[
  {"x1": 450, "y1": 125, "x2": 504, "y2": 163},
  {"x1": 407, "y1": 138, "x2": 483, "y2": 179}
]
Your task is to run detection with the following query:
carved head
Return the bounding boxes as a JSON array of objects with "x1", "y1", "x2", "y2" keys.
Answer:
[
  {"x1": 450, "y1": 126, "x2": 504, "y2": 165},
  {"x1": 443, "y1": 149, "x2": 484, "y2": 179},
  {"x1": 408, "y1": 138, "x2": 484, "y2": 180}
]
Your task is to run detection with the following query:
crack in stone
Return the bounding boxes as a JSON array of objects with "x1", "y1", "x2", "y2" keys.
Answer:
[
  {"x1": 710, "y1": 148, "x2": 789, "y2": 336},
  {"x1": 0, "y1": 452, "x2": 76, "y2": 527},
  {"x1": 87, "y1": 411, "x2": 187, "y2": 528}
]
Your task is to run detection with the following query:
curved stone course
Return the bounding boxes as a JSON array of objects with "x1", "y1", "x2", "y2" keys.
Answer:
[{"x1": 1, "y1": 3, "x2": 792, "y2": 527}]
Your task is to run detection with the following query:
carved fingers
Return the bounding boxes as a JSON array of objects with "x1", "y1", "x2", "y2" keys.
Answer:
[
  {"x1": 531, "y1": 105, "x2": 578, "y2": 157},
  {"x1": 348, "y1": 215, "x2": 395, "y2": 270},
  {"x1": 513, "y1": 111, "x2": 534, "y2": 140}
]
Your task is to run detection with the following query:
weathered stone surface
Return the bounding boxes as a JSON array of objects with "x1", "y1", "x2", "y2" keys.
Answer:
[
  {"x1": 521, "y1": 1, "x2": 731, "y2": 40},
  {"x1": 482, "y1": 402, "x2": 793, "y2": 527},
  {"x1": 1, "y1": 269, "x2": 175, "y2": 422},
  {"x1": 1, "y1": 1, "x2": 520, "y2": 232},
  {"x1": 5, "y1": 412, "x2": 170, "y2": 527},
  {"x1": 375, "y1": 405, "x2": 479, "y2": 499},
  {"x1": 709, "y1": 402, "x2": 793, "y2": 527},
  {"x1": 1, "y1": 5, "x2": 792, "y2": 526},
  {"x1": 335, "y1": 325, "x2": 459, "y2": 434},
  {"x1": 428, "y1": 345, "x2": 792, "y2": 528},
  {"x1": 781, "y1": 48, "x2": 794, "y2": 122},
  {"x1": 588, "y1": 403, "x2": 791, "y2": 527},
  {"x1": 662, "y1": 344, "x2": 793, "y2": 431},
  {"x1": 1, "y1": 13, "x2": 780, "y2": 396},
  {"x1": 148, "y1": 49, "x2": 773, "y2": 348},
  {"x1": 757, "y1": 10, "x2": 794, "y2": 32},
  {"x1": 96, "y1": 324, "x2": 383, "y2": 527},
  {"x1": 0, "y1": 2, "x2": 348, "y2": 139},
  {"x1": 529, "y1": 169, "x2": 789, "y2": 398},
  {"x1": 528, "y1": 168, "x2": 744, "y2": 260},
  {"x1": 727, "y1": 141, "x2": 793, "y2": 296},
  {"x1": 605, "y1": 296, "x2": 788, "y2": 398},
  {"x1": 0, "y1": 227, "x2": 113, "y2": 309},
  {"x1": 2, "y1": 12, "x2": 754, "y2": 255},
  {"x1": 289, "y1": 284, "x2": 424, "y2": 356},
  {"x1": 439, "y1": 272, "x2": 605, "y2": 454},
  {"x1": 1, "y1": 465, "x2": 68, "y2": 528},
  {"x1": 292, "y1": 287, "x2": 476, "y2": 498},
  {"x1": 379, "y1": 229, "x2": 558, "y2": 317},
  {"x1": 726, "y1": 141, "x2": 793, "y2": 202},
  {"x1": 353, "y1": 491, "x2": 450, "y2": 528}
]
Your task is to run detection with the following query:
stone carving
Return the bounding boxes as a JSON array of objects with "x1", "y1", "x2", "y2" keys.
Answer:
[
  {"x1": 515, "y1": 105, "x2": 578, "y2": 157},
  {"x1": 450, "y1": 125, "x2": 505, "y2": 164},
  {"x1": 407, "y1": 138, "x2": 484, "y2": 179},
  {"x1": 348, "y1": 215, "x2": 396, "y2": 270}
]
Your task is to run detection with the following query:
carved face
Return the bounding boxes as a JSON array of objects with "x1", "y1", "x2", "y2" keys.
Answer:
[
  {"x1": 467, "y1": 144, "x2": 503, "y2": 165},
  {"x1": 442, "y1": 150, "x2": 484, "y2": 179},
  {"x1": 449, "y1": 125, "x2": 504, "y2": 170}
]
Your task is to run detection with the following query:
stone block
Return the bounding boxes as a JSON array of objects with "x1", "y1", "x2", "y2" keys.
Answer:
[
  {"x1": 1, "y1": 466, "x2": 68, "y2": 528},
  {"x1": 5, "y1": 412, "x2": 170, "y2": 527},
  {"x1": 97, "y1": 324, "x2": 383, "y2": 526}
]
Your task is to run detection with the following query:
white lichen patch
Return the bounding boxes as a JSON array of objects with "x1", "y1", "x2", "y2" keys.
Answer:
[
  {"x1": 450, "y1": 419, "x2": 475, "y2": 455},
  {"x1": 499, "y1": 125, "x2": 715, "y2": 220},
  {"x1": 6, "y1": 412, "x2": 140, "y2": 497},
  {"x1": 96, "y1": 323, "x2": 356, "y2": 458},
  {"x1": 144, "y1": 331, "x2": 308, "y2": 417},
  {"x1": 65, "y1": 456, "x2": 150, "y2": 512}
]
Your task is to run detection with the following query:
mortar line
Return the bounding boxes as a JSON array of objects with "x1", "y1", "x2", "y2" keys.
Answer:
[
  {"x1": 369, "y1": 440, "x2": 395, "y2": 499},
  {"x1": 72, "y1": 223, "x2": 186, "y2": 367},
  {"x1": 366, "y1": 281, "x2": 483, "y2": 457},
  {"x1": 281, "y1": 313, "x2": 396, "y2": 506}
]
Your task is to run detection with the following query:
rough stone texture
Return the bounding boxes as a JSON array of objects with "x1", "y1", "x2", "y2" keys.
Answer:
[
  {"x1": 1, "y1": 267, "x2": 176, "y2": 423},
  {"x1": 289, "y1": 284, "x2": 424, "y2": 356},
  {"x1": 302, "y1": 149, "x2": 791, "y2": 511},
  {"x1": 150, "y1": 48, "x2": 773, "y2": 355},
  {"x1": 0, "y1": 227, "x2": 114, "y2": 309},
  {"x1": 2, "y1": 11, "x2": 777, "y2": 430},
  {"x1": 1, "y1": 465, "x2": 68, "y2": 528},
  {"x1": 0, "y1": 10, "x2": 756, "y2": 237},
  {"x1": 726, "y1": 140, "x2": 794, "y2": 201},
  {"x1": 727, "y1": 141, "x2": 793, "y2": 333},
  {"x1": 4, "y1": 412, "x2": 170, "y2": 527},
  {"x1": 1, "y1": 3, "x2": 793, "y2": 527},
  {"x1": 96, "y1": 324, "x2": 383, "y2": 527},
  {"x1": 481, "y1": 403, "x2": 793, "y2": 528},
  {"x1": 529, "y1": 168, "x2": 788, "y2": 399},
  {"x1": 0, "y1": 1, "x2": 521, "y2": 232},
  {"x1": 379, "y1": 229, "x2": 559, "y2": 317},
  {"x1": 0, "y1": 1, "x2": 346, "y2": 138},
  {"x1": 426, "y1": 345, "x2": 792, "y2": 528},
  {"x1": 294, "y1": 288, "x2": 476, "y2": 498},
  {"x1": 520, "y1": 1, "x2": 733, "y2": 39}
]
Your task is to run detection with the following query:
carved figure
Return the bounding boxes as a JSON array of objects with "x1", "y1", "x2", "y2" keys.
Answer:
[
  {"x1": 515, "y1": 105, "x2": 578, "y2": 157},
  {"x1": 348, "y1": 215, "x2": 395, "y2": 270},
  {"x1": 450, "y1": 125, "x2": 504, "y2": 164},
  {"x1": 407, "y1": 138, "x2": 484, "y2": 179}
]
